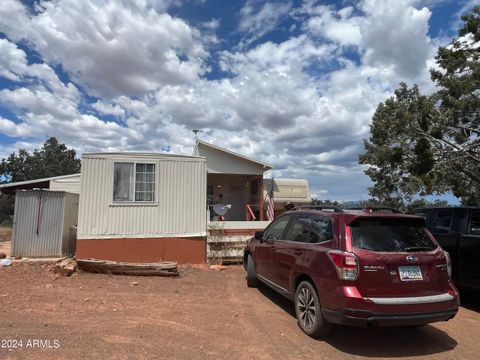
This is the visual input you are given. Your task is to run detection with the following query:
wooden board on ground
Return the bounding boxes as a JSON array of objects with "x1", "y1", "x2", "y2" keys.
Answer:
[{"x1": 77, "y1": 258, "x2": 179, "y2": 276}]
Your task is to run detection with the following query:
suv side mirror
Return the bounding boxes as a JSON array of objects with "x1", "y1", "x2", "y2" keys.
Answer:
[{"x1": 254, "y1": 231, "x2": 264, "y2": 240}]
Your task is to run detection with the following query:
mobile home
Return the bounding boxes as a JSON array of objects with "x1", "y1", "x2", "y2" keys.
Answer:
[
  {"x1": 0, "y1": 142, "x2": 312, "y2": 264},
  {"x1": 76, "y1": 152, "x2": 207, "y2": 264}
]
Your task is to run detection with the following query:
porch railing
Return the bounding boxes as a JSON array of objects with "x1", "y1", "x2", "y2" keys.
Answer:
[{"x1": 246, "y1": 204, "x2": 262, "y2": 221}]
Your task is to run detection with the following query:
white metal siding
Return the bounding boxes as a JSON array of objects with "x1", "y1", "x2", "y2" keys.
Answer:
[
  {"x1": 77, "y1": 154, "x2": 207, "y2": 239},
  {"x1": 49, "y1": 174, "x2": 81, "y2": 194}
]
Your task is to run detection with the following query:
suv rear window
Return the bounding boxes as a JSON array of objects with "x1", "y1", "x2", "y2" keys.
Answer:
[{"x1": 351, "y1": 219, "x2": 437, "y2": 252}]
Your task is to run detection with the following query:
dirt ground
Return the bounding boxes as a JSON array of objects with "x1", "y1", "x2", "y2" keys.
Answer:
[{"x1": 1, "y1": 263, "x2": 479, "y2": 360}]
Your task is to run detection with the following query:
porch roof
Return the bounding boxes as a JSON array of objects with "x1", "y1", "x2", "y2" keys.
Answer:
[{"x1": 196, "y1": 141, "x2": 273, "y2": 175}]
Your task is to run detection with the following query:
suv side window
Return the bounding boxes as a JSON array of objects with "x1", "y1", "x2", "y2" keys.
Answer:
[
  {"x1": 432, "y1": 209, "x2": 453, "y2": 234},
  {"x1": 312, "y1": 216, "x2": 334, "y2": 242},
  {"x1": 285, "y1": 214, "x2": 333, "y2": 243},
  {"x1": 264, "y1": 216, "x2": 291, "y2": 240},
  {"x1": 469, "y1": 211, "x2": 480, "y2": 235}
]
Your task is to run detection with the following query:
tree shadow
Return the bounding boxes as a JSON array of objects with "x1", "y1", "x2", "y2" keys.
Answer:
[{"x1": 257, "y1": 283, "x2": 457, "y2": 358}]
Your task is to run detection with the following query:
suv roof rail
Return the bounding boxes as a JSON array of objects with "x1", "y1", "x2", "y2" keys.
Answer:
[
  {"x1": 345, "y1": 207, "x2": 402, "y2": 214},
  {"x1": 293, "y1": 205, "x2": 344, "y2": 213}
]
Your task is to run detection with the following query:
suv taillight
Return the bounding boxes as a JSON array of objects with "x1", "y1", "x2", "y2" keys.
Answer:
[
  {"x1": 327, "y1": 250, "x2": 359, "y2": 281},
  {"x1": 445, "y1": 251, "x2": 452, "y2": 279}
]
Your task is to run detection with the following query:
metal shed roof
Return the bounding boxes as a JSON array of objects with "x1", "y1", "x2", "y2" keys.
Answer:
[{"x1": 0, "y1": 173, "x2": 81, "y2": 193}]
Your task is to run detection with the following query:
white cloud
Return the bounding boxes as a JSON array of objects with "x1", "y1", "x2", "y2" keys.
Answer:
[
  {"x1": 0, "y1": 0, "x2": 456, "y2": 200},
  {"x1": 237, "y1": 1, "x2": 293, "y2": 47},
  {"x1": 0, "y1": 39, "x2": 29, "y2": 81},
  {"x1": 0, "y1": 0, "x2": 29, "y2": 42},
  {"x1": 220, "y1": 35, "x2": 335, "y2": 74},
  {"x1": 0, "y1": 87, "x2": 78, "y2": 120},
  {"x1": 91, "y1": 101, "x2": 126, "y2": 118},
  {"x1": 0, "y1": 38, "x2": 80, "y2": 102},
  {"x1": 202, "y1": 18, "x2": 221, "y2": 30},
  {"x1": 303, "y1": 0, "x2": 434, "y2": 82},
  {"x1": 0, "y1": 117, "x2": 31, "y2": 137},
  {"x1": 1, "y1": 0, "x2": 209, "y2": 98},
  {"x1": 304, "y1": 5, "x2": 363, "y2": 46},
  {"x1": 362, "y1": 0, "x2": 433, "y2": 79}
]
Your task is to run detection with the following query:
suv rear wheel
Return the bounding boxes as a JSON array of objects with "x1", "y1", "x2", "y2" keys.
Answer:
[
  {"x1": 295, "y1": 281, "x2": 332, "y2": 338},
  {"x1": 246, "y1": 255, "x2": 259, "y2": 288}
]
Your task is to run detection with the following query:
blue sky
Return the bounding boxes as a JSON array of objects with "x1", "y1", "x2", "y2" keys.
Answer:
[{"x1": 0, "y1": 0, "x2": 477, "y2": 202}]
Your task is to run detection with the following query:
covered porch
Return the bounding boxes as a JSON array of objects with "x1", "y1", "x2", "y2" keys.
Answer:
[
  {"x1": 207, "y1": 173, "x2": 264, "y2": 221},
  {"x1": 196, "y1": 140, "x2": 314, "y2": 263},
  {"x1": 196, "y1": 140, "x2": 273, "y2": 223}
]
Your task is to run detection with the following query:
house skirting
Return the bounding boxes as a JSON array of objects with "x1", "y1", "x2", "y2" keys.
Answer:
[
  {"x1": 210, "y1": 228, "x2": 262, "y2": 236},
  {"x1": 76, "y1": 237, "x2": 206, "y2": 264}
]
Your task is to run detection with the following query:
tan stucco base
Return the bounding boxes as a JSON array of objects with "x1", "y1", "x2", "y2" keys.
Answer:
[{"x1": 76, "y1": 237, "x2": 206, "y2": 264}]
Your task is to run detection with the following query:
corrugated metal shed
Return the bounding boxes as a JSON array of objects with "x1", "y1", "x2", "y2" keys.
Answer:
[
  {"x1": 77, "y1": 153, "x2": 207, "y2": 239},
  {"x1": 12, "y1": 190, "x2": 79, "y2": 257}
]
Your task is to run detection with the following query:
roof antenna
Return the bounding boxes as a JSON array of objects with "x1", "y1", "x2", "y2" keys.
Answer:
[
  {"x1": 193, "y1": 129, "x2": 203, "y2": 141},
  {"x1": 192, "y1": 129, "x2": 203, "y2": 156}
]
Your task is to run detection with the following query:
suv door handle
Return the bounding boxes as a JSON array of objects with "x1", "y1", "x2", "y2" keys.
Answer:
[
  {"x1": 271, "y1": 247, "x2": 277, "y2": 252},
  {"x1": 294, "y1": 250, "x2": 304, "y2": 255}
]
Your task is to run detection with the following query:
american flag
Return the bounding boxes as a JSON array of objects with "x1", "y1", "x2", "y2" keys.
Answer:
[{"x1": 266, "y1": 179, "x2": 275, "y2": 221}]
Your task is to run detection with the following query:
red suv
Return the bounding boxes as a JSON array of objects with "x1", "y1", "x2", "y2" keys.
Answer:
[{"x1": 244, "y1": 207, "x2": 459, "y2": 338}]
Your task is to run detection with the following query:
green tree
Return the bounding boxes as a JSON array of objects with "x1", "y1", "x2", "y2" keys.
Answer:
[
  {"x1": 357, "y1": 198, "x2": 404, "y2": 210},
  {"x1": 360, "y1": 7, "x2": 480, "y2": 205},
  {"x1": 359, "y1": 84, "x2": 448, "y2": 206},
  {"x1": 0, "y1": 137, "x2": 81, "y2": 222},
  {"x1": 1, "y1": 137, "x2": 81, "y2": 182},
  {"x1": 406, "y1": 199, "x2": 449, "y2": 212},
  {"x1": 429, "y1": 6, "x2": 480, "y2": 204},
  {"x1": 311, "y1": 199, "x2": 342, "y2": 207}
]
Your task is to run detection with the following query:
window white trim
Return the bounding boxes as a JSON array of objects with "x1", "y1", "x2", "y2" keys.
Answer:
[
  {"x1": 112, "y1": 161, "x2": 157, "y2": 204},
  {"x1": 109, "y1": 201, "x2": 159, "y2": 207}
]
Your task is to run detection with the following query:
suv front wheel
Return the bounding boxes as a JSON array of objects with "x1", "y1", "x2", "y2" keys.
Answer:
[{"x1": 294, "y1": 281, "x2": 332, "y2": 338}]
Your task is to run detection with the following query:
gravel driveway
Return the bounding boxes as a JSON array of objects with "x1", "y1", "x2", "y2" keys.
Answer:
[{"x1": 1, "y1": 263, "x2": 479, "y2": 359}]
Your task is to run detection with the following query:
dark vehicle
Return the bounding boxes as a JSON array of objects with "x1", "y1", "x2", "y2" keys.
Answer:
[
  {"x1": 244, "y1": 208, "x2": 459, "y2": 338},
  {"x1": 409, "y1": 207, "x2": 480, "y2": 291}
]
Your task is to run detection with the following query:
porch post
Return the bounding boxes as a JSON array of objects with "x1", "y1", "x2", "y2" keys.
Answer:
[{"x1": 259, "y1": 176, "x2": 264, "y2": 221}]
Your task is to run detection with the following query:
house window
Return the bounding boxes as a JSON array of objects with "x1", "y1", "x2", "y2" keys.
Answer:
[{"x1": 113, "y1": 162, "x2": 156, "y2": 202}]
